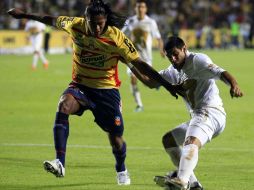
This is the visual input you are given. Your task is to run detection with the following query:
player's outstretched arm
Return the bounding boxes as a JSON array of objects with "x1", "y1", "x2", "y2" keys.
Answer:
[
  {"x1": 130, "y1": 58, "x2": 178, "y2": 99},
  {"x1": 7, "y1": 8, "x2": 57, "y2": 27},
  {"x1": 221, "y1": 71, "x2": 243, "y2": 98}
]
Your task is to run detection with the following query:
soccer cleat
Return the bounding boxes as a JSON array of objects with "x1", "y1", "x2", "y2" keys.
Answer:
[
  {"x1": 165, "y1": 171, "x2": 203, "y2": 190},
  {"x1": 190, "y1": 181, "x2": 204, "y2": 190},
  {"x1": 134, "y1": 106, "x2": 144, "y2": 112},
  {"x1": 154, "y1": 170, "x2": 177, "y2": 187},
  {"x1": 31, "y1": 65, "x2": 36, "y2": 70},
  {"x1": 43, "y1": 159, "x2": 65, "y2": 177},
  {"x1": 165, "y1": 178, "x2": 190, "y2": 190},
  {"x1": 116, "y1": 169, "x2": 131, "y2": 185},
  {"x1": 43, "y1": 61, "x2": 49, "y2": 69},
  {"x1": 154, "y1": 176, "x2": 168, "y2": 187},
  {"x1": 166, "y1": 170, "x2": 178, "y2": 178}
]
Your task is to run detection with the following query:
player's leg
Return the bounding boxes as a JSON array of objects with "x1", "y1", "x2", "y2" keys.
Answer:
[
  {"x1": 159, "y1": 123, "x2": 203, "y2": 189},
  {"x1": 44, "y1": 85, "x2": 90, "y2": 177},
  {"x1": 36, "y1": 34, "x2": 49, "y2": 68},
  {"x1": 30, "y1": 36, "x2": 38, "y2": 70},
  {"x1": 162, "y1": 124, "x2": 187, "y2": 168},
  {"x1": 32, "y1": 51, "x2": 39, "y2": 70},
  {"x1": 54, "y1": 94, "x2": 80, "y2": 166},
  {"x1": 39, "y1": 49, "x2": 49, "y2": 69},
  {"x1": 130, "y1": 74, "x2": 143, "y2": 112},
  {"x1": 108, "y1": 134, "x2": 130, "y2": 185},
  {"x1": 167, "y1": 108, "x2": 226, "y2": 190},
  {"x1": 92, "y1": 88, "x2": 130, "y2": 185},
  {"x1": 43, "y1": 93, "x2": 80, "y2": 177}
]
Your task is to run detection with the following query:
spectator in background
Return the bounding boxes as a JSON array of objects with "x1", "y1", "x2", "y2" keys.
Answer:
[
  {"x1": 220, "y1": 22, "x2": 230, "y2": 49},
  {"x1": 240, "y1": 17, "x2": 251, "y2": 48},
  {"x1": 203, "y1": 23, "x2": 214, "y2": 49},
  {"x1": 25, "y1": 20, "x2": 49, "y2": 70},
  {"x1": 195, "y1": 22, "x2": 202, "y2": 49},
  {"x1": 230, "y1": 19, "x2": 240, "y2": 48}
]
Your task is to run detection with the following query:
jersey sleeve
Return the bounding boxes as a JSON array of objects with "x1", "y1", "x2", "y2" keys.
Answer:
[
  {"x1": 151, "y1": 19, "x2": 161, "y2": 39},
  {"x1": 159, "y1": 66, "x2": 179, "y2": 84},
  {"x1": 117, "y1": 31, "x2": 139, "y2": 63},
  {"x1": 194, "y1": 53, "x2": 225, "y2": 80},
  {"x1": 55, "y1": 16, "x2": 76, "y2": 34}
]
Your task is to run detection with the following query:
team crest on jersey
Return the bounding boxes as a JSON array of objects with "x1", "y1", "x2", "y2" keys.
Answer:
[
  {"x1": 61, "y1": 22, "x2": 65, "y2": 28},
  {"x1": 114, "y1": 116, "x2": 121, "y2": 126}
]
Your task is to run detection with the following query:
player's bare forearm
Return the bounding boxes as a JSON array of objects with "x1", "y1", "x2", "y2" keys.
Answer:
[
  {"x1": 128, "y1": 64, "x2": 159, "y2": 89},
  {"x1": 131, "y1": 58, "x2": 178, "y2": 98},
  {"x1": 7, "y1": 8, "x2": 57, "y2": 27},
  {"x1": 221, "y1": 71, "x2": 243, "y2": 98}
]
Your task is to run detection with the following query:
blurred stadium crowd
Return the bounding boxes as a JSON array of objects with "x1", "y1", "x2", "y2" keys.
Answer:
[{"x1": 1, "y1": 0, "x2": 254, "y2": 49}]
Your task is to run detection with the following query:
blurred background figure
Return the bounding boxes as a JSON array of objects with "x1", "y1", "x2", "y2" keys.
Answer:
[
  {"x1": 230, "y1": 19, "x2": 240, "y2": 49},
  {"x1": 25, "y1": 20, "x2": 49, "y2": 70},
  {"x1": 43, "y1": 25, "x2": 52, "y2": 54},
  {"x1": 122, "y1": 0, "x2": 164, "y2": 112}
]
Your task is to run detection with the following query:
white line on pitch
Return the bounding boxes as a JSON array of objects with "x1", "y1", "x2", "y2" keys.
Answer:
[{"x1": 0, "y1": 143, "x2": 252, "y2": 152}]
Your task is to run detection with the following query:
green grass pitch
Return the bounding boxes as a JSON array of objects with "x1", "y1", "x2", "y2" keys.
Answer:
[{"x1": 0, "y1": 50, "x2": 253, "y2": 190}]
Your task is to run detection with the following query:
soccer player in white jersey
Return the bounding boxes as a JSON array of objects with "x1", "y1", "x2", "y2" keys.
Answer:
[
  {"x1": 122, "y1": 0, "x2": 165, "y2": 112},
  {"x1": 25, "y1": 20, "x2": 49, "y2": 70},
  {"x1": 131, "y1": 36, "x2": 243, "y2": 190}
]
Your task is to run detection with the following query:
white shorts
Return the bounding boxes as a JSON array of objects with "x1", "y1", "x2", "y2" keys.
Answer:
[{"x1": 171, "y1": 107, "x2": 226, "y2": 146}]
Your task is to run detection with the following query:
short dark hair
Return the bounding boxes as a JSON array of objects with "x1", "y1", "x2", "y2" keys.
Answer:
[
  {"x1": 136, "y1": 0, "x2": 147, "y2": 4},
  {"x1": 164, "y1": 36, "x2": 185, "y2": 52},
  {"x1": 84, "y1": 0, "x2": 127, "y2": 29}
]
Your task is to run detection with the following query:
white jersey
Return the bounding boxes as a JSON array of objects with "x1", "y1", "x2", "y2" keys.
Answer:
[
  {"x1": 122, "y1": 15, "x2": 161, "y2": 65},
  {"x1": 25, "y1": 20, "x2": 46, "y2": 51},
  {"x1": 159, "y1": 51, "x2": 226, "y2": 114}
]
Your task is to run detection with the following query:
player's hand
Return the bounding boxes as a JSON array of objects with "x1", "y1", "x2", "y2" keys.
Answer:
[
  {"x1": 7, "y1": 8, "x2": 25, "y2": 19},
  {"x1": 165, "y1": 83, "x2": 178, "y2": 99},
  {"x1": 230, "y1": 84, "x2": 243, "y2": 98},
  {"x1": 173, "y1": 84, "x2": 186, "y2": 97}
]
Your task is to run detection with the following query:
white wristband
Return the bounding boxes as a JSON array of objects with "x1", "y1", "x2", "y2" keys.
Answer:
[{"x1": 127, "y1": 62, "x2": 134, "y2": 69}]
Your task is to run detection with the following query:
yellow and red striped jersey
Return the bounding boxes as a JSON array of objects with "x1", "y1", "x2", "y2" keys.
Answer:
[{"x1": 56, "y1": 16, "x2": 139, "y2": 89}]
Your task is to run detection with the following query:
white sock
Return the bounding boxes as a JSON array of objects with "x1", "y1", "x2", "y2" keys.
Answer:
[
  {"x1": 165, "y1": 147, "x2": 182, "y2": 167},
  {"x1": 131, "y1": 84, "x2": 143, "y2": 107},
  {"x1": 32, "y1": 53, "x2": 39, "y2": 68},
  {"x1": 166, "y1": 147, "x2": 198, "y2": 184},
  {"x1": 189, "y1": 172, "x2": 198, "y2": 184},
  {"x1": 178, "y1": 144, "x2": 199, "y2": 184}
]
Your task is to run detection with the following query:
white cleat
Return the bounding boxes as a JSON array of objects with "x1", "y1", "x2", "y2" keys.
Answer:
[
  {"x1": 116, "y1": 169, "x2": 131, "y2": 185},
  {"x1": 43, "y1": 159, "x2": 65, "y2": 177}
]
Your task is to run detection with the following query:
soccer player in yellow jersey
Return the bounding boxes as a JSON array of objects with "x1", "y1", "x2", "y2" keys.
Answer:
[{"x1": 8, "y1": 0, "x2": 178, "y2": 185}]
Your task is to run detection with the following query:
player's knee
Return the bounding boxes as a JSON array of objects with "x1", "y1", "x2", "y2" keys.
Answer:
[
  {"x1": 58, "y1": 95, "x2": 77, "y2": 114},
  {"x1": 131, "y1": 75, "x2": 137, "y2": 84},
  {"x1": 182, "y1": 144, "x2": 199, "y2": 160},
  {"x1": 109, "y1": 135, "x2": 123, "y2": 151},
  {"x1": 184, "y1": 136, "x2": 202, "y2": 148},
  {"x1": 162, "y1": 131, "x2": 178, "y2": 148}
]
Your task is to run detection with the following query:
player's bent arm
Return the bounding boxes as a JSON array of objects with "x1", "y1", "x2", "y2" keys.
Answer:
[
  {"x1": 127, "y1": 62, "x2": 160, "y2": 89},
  {"x1": 220, "y1": 71, "x2": 243, "y2": 98},
  {"x1": 7, "y1": 8, "x2": 57, "y2": 27},
  {"x1": 130, "y1": 58, "x2": 178, "y2": 98}
]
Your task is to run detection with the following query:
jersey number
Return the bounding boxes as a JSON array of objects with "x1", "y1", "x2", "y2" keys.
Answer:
[{"x1": 124, "y1": 38, "x2": 136, "y2": 53}]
